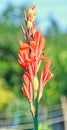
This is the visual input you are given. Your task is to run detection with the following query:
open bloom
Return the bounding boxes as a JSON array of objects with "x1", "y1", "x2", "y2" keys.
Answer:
[
  {"x1": 18, "y1": 30, "x2": 54, "y2": 101},
  {"x1": 22, "y1": 72, "x2": 32, "y2": 103},
  {"x1": 22, "y1": 72, "x2": 35, "y2": 115},
  {"x1": 38, "y1": 59, "x2": 54, "y2": 101},
  {"x1": 18, "y1": 31, "x2": 46, "y2": 80}
]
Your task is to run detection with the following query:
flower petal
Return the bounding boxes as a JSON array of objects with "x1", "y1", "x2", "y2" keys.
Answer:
[
  {"x1": 18, "y1": 39, "x2": 23, "y2": 47},
  {"x1": 22, "y1": 85, "x2": 29, "y2": 100},
  {"x1": 40, "y1": 59, "x2": 51, "y2": 88},
  {"x1": 34, "y1": 30, "x2": 41, "y2": 44},
  {"x1": 20, "y1": 43, "x2": 29, "y2": 50},
  {"x1": 23, "y1": 72, "x2": 30, "y2": 91},
  {"x1": 38, "y1": 35, "x2": 46, "y2": 57},
  {"x1": 30, "y1": 41, "x2": 36, "y2": 50}
]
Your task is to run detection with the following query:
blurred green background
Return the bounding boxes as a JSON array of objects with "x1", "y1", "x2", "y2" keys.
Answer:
[{"x1": 0, "y1": 1, "x2": 67, "y2": 114}]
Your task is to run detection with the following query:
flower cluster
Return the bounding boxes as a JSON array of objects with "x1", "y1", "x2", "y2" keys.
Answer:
[{"x1": 18, "y1": 5, "x2": 54, "y2": 116}]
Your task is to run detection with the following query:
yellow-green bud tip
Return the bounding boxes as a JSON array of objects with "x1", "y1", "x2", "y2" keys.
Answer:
[{"x1": 32, "y1": 76, "x2": 39, "y2": 91}]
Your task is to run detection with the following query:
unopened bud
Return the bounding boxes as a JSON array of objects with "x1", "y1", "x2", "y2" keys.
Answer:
[
  {"x1": 38, "y1": 87, "x2": 44, "y2": 102},
  {"x1": 32, "y1": 76, "x2": 39, "y2": 91},
  {"x1": 38, "y1": 91, "x2": 42, "y2": 102},
  {"x1": 27, "y1": 20, "x2": 32, "y2": 29},
  {"x1": 34, "y1": 91, "x2": 37, "y2": 101},
  {"x1": 28, "y1": 8, "x2": 35, "y2": 16},
  {"x1": 30, "y1": 102, "x2": 35, "y2": 117}
]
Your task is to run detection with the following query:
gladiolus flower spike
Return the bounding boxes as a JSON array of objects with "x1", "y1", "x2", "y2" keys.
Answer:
[{"x1": 18, "y1": 5, "x2": 54, "y2": 120}]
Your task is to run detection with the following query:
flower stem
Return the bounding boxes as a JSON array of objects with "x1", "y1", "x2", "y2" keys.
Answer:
[{"x1": 33, "y1": 98, "x2": 38, "y2": 130}]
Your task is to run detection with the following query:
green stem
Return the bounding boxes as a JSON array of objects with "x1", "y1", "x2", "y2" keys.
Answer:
[{"x1": 33, "y1": 98, "x2": 38, "y2": 130}]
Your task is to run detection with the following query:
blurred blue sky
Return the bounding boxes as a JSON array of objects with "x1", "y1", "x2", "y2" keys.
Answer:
[{"x1": 0, "y1": 0, "x2": 67, "y2": 32}]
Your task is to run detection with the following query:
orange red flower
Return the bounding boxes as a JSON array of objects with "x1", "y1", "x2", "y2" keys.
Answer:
[
  {"x1": 38, "y1": 59, "x2": 54, "y2": 101},
  {"x1": 18, "y1": 31, "x2": 46, "y2": 75},
  {"x1": 18, "y1": 5, "x2": 54, "y2": 115}
]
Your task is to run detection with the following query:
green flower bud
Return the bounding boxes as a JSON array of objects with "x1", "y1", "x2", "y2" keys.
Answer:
[
  {"x1": 32, "y1": 76, "x2": 39, "y2": 91},
  {"x1": 38, "y1": 91, "x2": 42, "y2": 102},
  {"x1": 34, "y1": 91, "x2": 37, "y2": 100}
]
